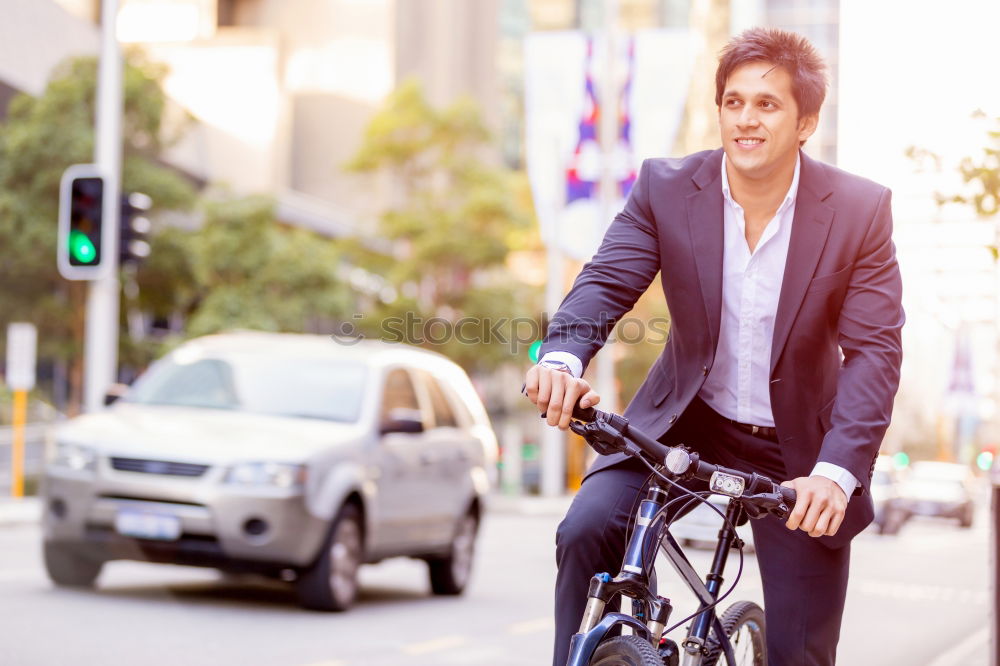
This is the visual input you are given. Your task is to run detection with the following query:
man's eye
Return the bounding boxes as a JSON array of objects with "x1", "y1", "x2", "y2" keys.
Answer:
[
  {"x1": 725, "y1": 98, "x2": 741, "y2": 107},
  {"x1": 760, "y1": 100, "x2": 775, "y2": 109}
]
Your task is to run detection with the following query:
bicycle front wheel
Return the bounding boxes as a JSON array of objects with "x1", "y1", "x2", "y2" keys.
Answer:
[
  {"x1": 704, "y1": 600, "x2": 766, "y2": 666},
  {"x1": 590, "y1": 635, "x2": 663, "y2": 666}
]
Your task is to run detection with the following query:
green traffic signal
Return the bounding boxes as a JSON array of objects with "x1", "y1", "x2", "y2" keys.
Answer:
[
  {"x1": 68, "y1": 230, "x2": 97, "y2": 264},
  {"x1": 892, "y1": 451, "x2": 910, "y2": 469},
  {"x1": 976, "y1": 451, "x2": 993, "y2": 471}
]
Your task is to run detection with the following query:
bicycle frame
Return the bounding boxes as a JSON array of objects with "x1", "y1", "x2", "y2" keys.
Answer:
[{"x1": 565, "y1": 479, "x2": 747, "y2": 666}]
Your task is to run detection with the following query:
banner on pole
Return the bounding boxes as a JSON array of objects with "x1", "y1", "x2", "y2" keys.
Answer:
[{"x1": 525, "y1": 29, "x2": 694, "y2": 260}]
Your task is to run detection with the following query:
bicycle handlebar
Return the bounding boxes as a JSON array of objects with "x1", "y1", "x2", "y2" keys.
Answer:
[{"x1": 568, "y1": 402, "x2": 796, "y2": 515}]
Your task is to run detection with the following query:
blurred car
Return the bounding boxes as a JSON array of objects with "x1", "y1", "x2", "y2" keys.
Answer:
[
  {"x1": 42, "y1": 331, "x2": 498, "y2": 611},
  {"x1": 669, "y1": 494, "x2": 755, "y2": 553},
  {"x1": 870, "y1": 454, "x2": 906, "y2": 535},
  {"x1": 894, "y1": 461, "x2": 976, "y2": 528}
]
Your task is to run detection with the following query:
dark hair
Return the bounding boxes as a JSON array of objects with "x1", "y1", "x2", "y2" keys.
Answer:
[{"x1": 715, "y1": 27, "x2": 828, "y2": 118}]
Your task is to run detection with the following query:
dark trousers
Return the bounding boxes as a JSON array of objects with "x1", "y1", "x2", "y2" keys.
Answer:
[{"x1": 553, "y1": 399, "x2": 851, "y2": 666}]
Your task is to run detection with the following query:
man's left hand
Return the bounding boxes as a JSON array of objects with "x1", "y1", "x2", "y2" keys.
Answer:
[{"x1": 780, "y1": 476, "x2": 847, "y2": 537}]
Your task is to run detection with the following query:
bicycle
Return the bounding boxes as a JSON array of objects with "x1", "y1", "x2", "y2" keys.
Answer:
[{"x1": 562, "y1": 403, "x2": 797, "y2": 666}]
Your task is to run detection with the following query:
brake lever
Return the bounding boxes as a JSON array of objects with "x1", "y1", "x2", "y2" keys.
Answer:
[
  {"x1": 567, "y1": 417, "x2": 627, "y2": 457},
  {"x1": 738, "y1": 490, "x2": 790, "y2": 521}
]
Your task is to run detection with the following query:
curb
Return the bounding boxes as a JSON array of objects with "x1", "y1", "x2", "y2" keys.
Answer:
[
  {"x1": 0, "y1": 497, "x2": 41, "y2": 526},
  {"x1": 0, "y1": 495, "x2": 573, "y2": 525}
]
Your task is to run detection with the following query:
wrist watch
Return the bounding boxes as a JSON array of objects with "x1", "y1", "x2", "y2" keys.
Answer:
[{"x1": 539, "y1": 359, "x2": 573, "y2": 374}]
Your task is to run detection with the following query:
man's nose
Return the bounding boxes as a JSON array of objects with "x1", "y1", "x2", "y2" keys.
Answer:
[{"x1": 737, "y1": 107, "x2": 760, "y2": 128}]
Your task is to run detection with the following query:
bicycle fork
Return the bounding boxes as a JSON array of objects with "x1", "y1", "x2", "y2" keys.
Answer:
[{"x1": 565, "y1": 486, "x2": 674, "y2": 666}]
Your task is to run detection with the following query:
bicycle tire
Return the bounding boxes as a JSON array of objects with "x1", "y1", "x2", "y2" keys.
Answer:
[
  {"x1": 703, "y1": 600, "x2": 766, "y2": 666},
  {"x1": 590, "y1": 635, "x2": 663, "y2": 666}
]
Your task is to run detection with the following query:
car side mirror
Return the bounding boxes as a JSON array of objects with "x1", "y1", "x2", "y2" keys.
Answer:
[
  {"x1": 380, "y1": 408, "x2": 424, "y2": 435},
  {"x1": 104, "y1": 383, "x2": 130, "y2": 406}
]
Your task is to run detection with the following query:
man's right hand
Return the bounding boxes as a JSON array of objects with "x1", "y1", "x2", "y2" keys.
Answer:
[{"x1": 523, "y1": 363, "x2": 601, "y2": 431}]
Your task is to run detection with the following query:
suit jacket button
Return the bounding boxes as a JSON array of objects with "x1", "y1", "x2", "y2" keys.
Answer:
[
  {"x1": 702, "y1": 365, "x2": 708, "y2": 375},
  {"x1": 669, "y1": 414, "x2": 678, "y2": 424}
]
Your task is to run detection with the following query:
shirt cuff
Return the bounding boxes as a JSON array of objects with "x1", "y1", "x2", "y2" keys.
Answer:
[
  {"x1": 539, "y1": 351, "x2": 583, "y2": 378},
  {"x1": 810, "y1": 462, "x2": 859, "y2": 501}
]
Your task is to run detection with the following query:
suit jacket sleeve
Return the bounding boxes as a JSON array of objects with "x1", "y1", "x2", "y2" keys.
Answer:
[
  {"x1": 539, "y1": 160, "x2": 661, "y2": 373},
  {"x1": 819, "y1": 187, "x2": 904, "y2": 485}
]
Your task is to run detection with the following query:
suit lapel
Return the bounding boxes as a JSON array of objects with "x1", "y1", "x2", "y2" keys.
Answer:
[
  {"x1": 686, "y1": 150, "x2": 725, "y2": 353},
  {"x1": 770, "y1": 151, "x2": 836, "y2": 374}
]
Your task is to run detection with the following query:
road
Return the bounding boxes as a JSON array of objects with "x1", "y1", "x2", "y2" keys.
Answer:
[{"x1": 0, "y1": 499, "x2": 990, "y2": 665}]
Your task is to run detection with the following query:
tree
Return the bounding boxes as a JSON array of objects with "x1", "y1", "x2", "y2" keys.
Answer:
[
  {"x1": 179, "y1": 194, "x2": 353, "y2": 338},
  {"x1": 0, "y1": 52, "x2": 196, "y2": 412},
  {"x1": 908, "y1": 111, "x2": 1000, "y2": 254},
  {"x1": 345, "y1": 80, "x2": 541, "y2": 372}
]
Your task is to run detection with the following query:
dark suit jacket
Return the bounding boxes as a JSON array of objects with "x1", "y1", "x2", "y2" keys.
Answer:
[{"x1": 539, "y1": 148, "x2": 904, "y2": 548}]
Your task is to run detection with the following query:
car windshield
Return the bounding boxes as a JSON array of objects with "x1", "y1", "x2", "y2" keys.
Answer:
[{"x1": 125, "y1": 353, "x2": 367, "y2": 423}]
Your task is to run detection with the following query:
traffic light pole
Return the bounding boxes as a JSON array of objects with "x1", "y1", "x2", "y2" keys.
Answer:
[{"x1": 83, "y1": 0, "x2": 122, "y2": 413}]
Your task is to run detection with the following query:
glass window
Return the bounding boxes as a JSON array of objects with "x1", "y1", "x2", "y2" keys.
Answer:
[
  {"x1": 381, "y1": 368, "x2": 420, "y2": 418},
  {"x1": 423, "y1": 374, "x2": 459, "y2": 428}
]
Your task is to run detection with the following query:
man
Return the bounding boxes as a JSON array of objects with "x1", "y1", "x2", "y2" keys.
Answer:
[{"x1": 524, "y1": 28, "x2": 903, "y2": 666}]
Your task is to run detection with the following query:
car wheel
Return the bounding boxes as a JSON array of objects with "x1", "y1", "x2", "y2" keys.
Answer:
[
  {"x1": 296, "y1": 503, "x2": 364, "y2": 611},
  {"x1": 43, "y1": 541, "x2": 103, "y2": 588},
  {"x1": 428, "y1": 510, "x2": 478, "y2": 596}
]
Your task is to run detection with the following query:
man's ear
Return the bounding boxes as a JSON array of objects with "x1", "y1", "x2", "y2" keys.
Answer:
[{"x1": 798, "y1": 113, "x2": 819, "y2": 143}]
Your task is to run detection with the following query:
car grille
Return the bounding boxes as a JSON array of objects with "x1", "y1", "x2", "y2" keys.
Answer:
[{"x1": 110, "y1": 457, "x2": 210, "y2": 477}]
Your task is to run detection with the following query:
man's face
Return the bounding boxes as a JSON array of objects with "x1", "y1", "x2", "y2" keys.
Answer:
[{"x1": 718, "y1": 61, "x2": 818, "y2": 183}]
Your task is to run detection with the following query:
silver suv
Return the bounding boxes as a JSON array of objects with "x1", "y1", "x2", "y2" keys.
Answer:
[{"x1": 42, "y1": 331, "x2": 498, "y2": 611}]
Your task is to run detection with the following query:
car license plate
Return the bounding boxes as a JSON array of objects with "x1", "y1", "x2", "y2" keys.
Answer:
[{"x1": 114, "y1": 509, "x2": 181, "y2": 541}]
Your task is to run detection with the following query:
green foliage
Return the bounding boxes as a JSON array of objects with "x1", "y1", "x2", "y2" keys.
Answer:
[
  {"x1": 0, "y1": 53, "x2": 196, "y2": 370},
  {"x1": 180, "y1": 195, "x2": 352, "y2": 337},
  {"x1": 345, "y1": 79, "x2": 540, "y2": 371},
  {"x1": 909, "y1": 112, "x2": 1000, "y2": 217}
]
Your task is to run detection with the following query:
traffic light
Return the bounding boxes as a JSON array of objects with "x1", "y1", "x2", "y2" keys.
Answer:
[
  {"x1": 58, "y1": 164, "x2": 107, "y2": 280},
  {"x1": 120, "y1": 192, "x2": 152, "y2": 267}
]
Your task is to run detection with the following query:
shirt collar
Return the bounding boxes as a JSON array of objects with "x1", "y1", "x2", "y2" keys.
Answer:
[{"x1": 721, "y1": 153, "x2": 801, "y2": 214}]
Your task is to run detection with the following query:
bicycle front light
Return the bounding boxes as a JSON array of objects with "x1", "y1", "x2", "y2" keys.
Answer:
[{"x1": 710, "y1": 471, "x2": 746, "y2": 497}]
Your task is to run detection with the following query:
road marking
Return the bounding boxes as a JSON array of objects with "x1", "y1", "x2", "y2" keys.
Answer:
[
  {"x1": 508, "y1": 617, "x2": 554, "y2": 635},
  {"x1": 401, "y1": 635, "x2": 467, "y2": 655},
  {"x1": 926, "y1": 625, "x2": 990, "y2": 666}
]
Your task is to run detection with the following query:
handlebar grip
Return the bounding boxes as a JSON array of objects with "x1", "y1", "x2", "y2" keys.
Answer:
[
  {"x1": 572, "y1": 403, "x2": 598, "y2": 423},
  {"x1": 778, "y1": 484, "x2": 797, "y2": 507}
]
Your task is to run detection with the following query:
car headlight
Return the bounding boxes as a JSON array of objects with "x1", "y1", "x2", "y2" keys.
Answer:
[
  {"x1": 224, "y1": 462, "x2": 306, "y2": 489},
  {"x1": 50, "y1": 442, "x2": 98, "y2": 472}
]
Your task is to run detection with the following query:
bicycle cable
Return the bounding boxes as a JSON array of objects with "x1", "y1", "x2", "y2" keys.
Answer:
[{"x1": 631, "y1": 452, "x2": 748, "y2": 637}]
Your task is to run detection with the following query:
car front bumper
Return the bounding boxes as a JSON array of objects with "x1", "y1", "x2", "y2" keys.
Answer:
[{"x1": 42, "y1": 466, "x2": 329, "y2": 570}]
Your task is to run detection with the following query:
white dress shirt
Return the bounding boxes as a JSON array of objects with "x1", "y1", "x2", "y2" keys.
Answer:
[{"x1": 541, "y1": 154, "x2": 857, "y2": 499}]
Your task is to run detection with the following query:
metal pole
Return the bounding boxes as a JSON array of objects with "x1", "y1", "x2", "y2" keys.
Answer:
[
  {"x1": 84, "y1": 0, "x2": 122, "y2": 413},
  {"x1": 595, "y1": 0, "x2": 620, "y2": 415},
  {"x1": 10, "y1": 390, "x2": 26, "y2": 498},
  {"x1": 541, "y1": 241, "x2": 566, "y2": 497}
]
